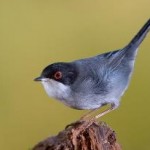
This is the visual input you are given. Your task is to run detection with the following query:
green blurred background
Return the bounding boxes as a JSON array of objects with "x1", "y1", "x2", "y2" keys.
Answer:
[{"x1": 0, "y1": 0, "x2": 150, "y2": 149}]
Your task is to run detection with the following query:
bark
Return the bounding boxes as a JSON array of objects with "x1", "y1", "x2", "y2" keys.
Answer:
[{"x1": 33, "y1": 120, "x2": 122, "y2": 150}]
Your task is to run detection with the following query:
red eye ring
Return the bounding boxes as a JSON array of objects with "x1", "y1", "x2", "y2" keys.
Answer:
[{"x1": 54, "y1": 71, "x2": 62, "y2": 80}]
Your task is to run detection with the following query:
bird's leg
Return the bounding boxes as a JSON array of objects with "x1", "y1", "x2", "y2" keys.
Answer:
[
  {"x1": 75, "y1": 104, "x2": 118, "y2": 132},
  {"x1": 80, "y1": 109, "x2": 98, "y2": 120},
  {"x1": 94, "y1": 104, "x2": 117, "y2": 119},
  {"x1": 66, "y1": 109, "x2": 98, "y2": 129},
  {"x1": 66, "y1": 109, "x2": 97, "y2": 129}
]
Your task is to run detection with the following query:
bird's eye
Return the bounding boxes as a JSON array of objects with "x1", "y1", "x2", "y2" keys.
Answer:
[{"x1": 54, "y1": 71, "x2": 62, "y2": 80}]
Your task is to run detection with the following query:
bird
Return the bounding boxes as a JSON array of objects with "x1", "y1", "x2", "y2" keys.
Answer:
[{"x1": 34, "y1": 19, "x2": 150, "y2": 119}]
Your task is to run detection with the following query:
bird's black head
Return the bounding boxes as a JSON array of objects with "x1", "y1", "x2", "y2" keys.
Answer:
[{"x1": 35, "y1": 62, "x2": 78, "y2": 85}]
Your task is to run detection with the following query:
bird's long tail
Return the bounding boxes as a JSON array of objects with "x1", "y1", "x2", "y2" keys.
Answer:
[
  {"x1": 125, "y1": 18, "x2": 150, "y2": 51},
  {"x1": 109, "y1": 19, "x2": 150, "y2": 69}
]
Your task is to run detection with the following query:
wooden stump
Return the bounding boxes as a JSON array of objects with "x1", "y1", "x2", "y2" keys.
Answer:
[{"x1": 33, "y1": 120, "x2": 121, "y2": 150}]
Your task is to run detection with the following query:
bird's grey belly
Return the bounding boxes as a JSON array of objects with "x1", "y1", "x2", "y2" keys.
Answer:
[{"x1": 61, "y1": 93, "x2": 116, "y2": 110}]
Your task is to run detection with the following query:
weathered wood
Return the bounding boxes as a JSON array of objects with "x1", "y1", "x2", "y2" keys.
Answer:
[{"x1": 33, "y1": 120, "x2": 122, "y2": 150}]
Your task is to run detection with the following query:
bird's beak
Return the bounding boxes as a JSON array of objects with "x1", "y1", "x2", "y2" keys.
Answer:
[{"x1": 34, "y1": 76, "x2": 43, "y2": 81}]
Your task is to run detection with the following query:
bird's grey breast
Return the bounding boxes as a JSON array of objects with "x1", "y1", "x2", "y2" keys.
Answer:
[{"x1": 66, "y1": 57, "x2": 112, "y2": 109}]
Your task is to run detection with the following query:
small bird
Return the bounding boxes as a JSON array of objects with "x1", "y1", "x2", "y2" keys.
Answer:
[{"x1": 35, "y1": 19, "x2": 150, "y2": 119}]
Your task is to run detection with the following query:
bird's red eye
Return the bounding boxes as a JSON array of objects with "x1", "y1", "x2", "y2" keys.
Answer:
[{"x1": 54, "y1": 71, "x2": 62, "y2": 80}]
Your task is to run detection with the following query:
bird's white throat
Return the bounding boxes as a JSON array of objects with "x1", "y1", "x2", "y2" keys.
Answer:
[{"x1": 41, "y1": 79, "x2": 71, "y2": 100}]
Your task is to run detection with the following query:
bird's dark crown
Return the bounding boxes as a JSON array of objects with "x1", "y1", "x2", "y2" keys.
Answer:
[{"x1": 41, "y1": 62, "x2": 78, "y2": 85}]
